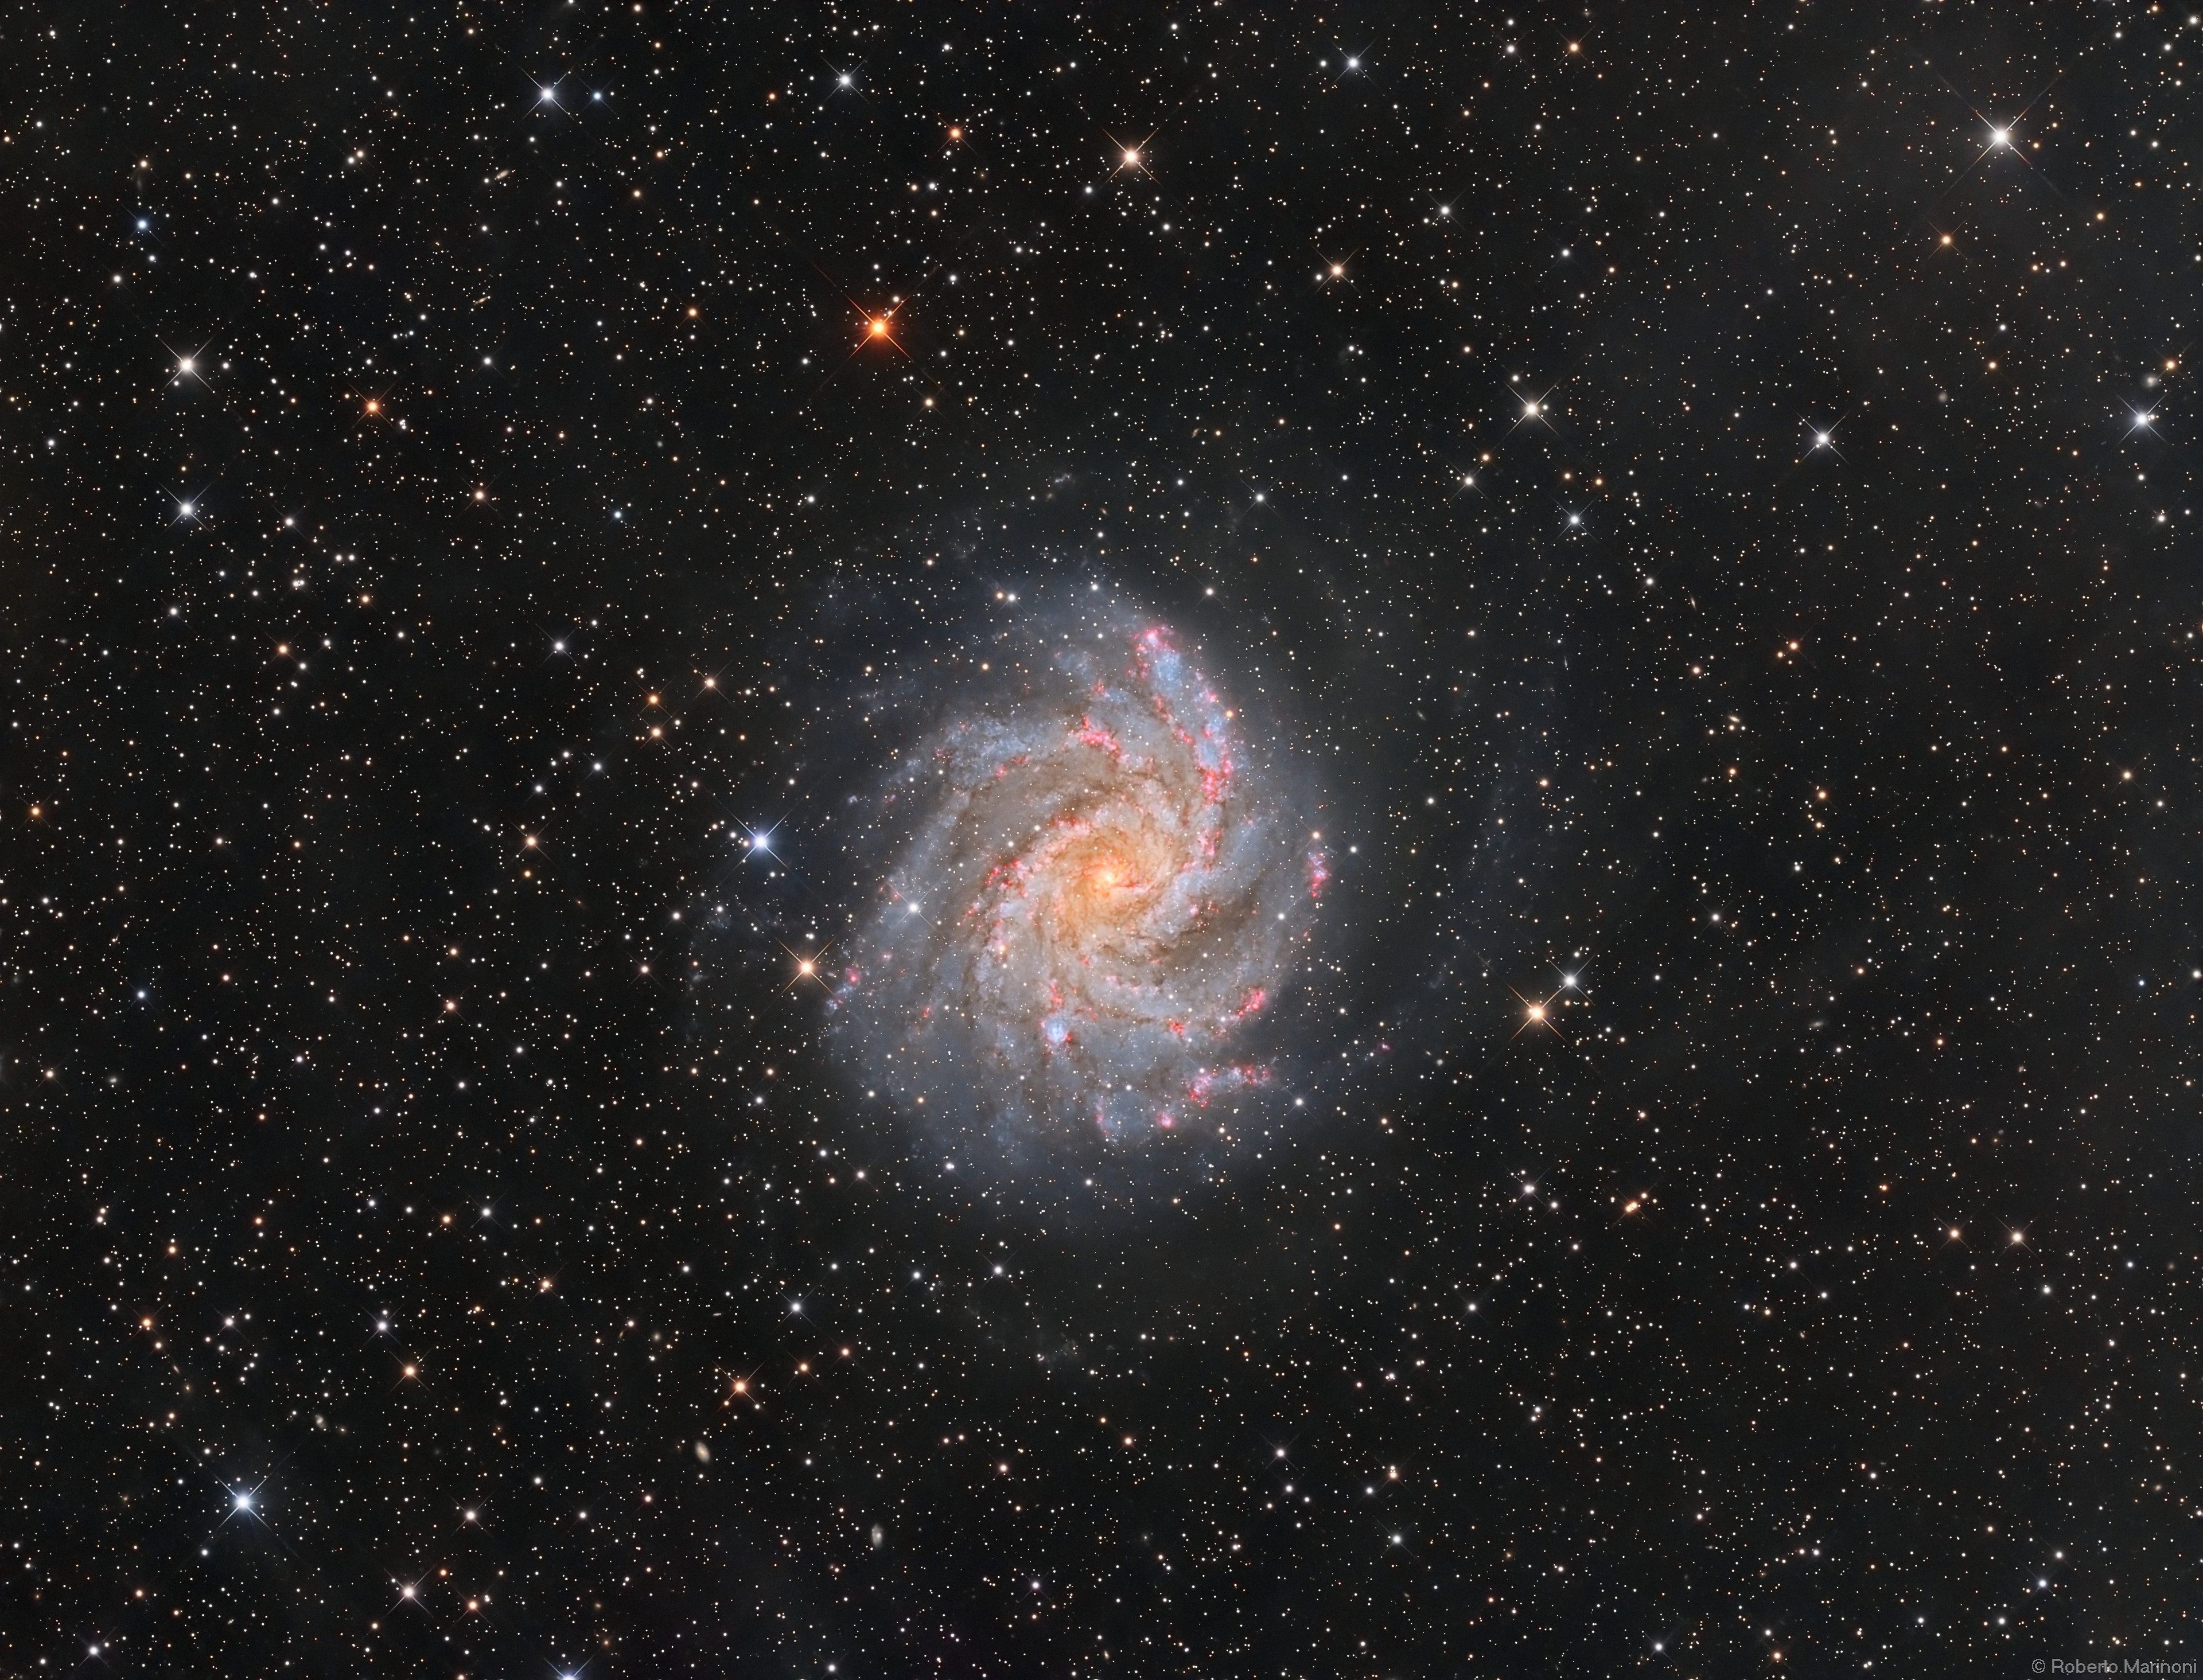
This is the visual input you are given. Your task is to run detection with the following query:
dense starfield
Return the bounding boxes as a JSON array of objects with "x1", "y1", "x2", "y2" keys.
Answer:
[{"x1": 3, "y1": 0, "x2": 2200, "y2": 1674}]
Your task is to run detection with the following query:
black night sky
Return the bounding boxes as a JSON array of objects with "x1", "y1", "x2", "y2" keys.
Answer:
[{"x1": 4, "y1": 0, "x2": 2200, "y2": 1674}]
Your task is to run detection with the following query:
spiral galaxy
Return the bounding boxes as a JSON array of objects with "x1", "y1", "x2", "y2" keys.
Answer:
[{"x1": 829, "y1": 615, "x2": 1325, "y2": 1147}]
